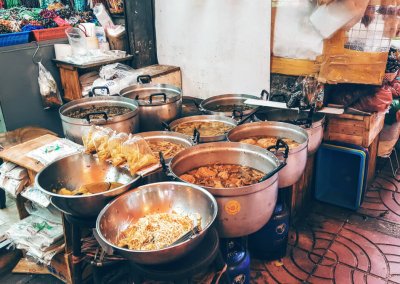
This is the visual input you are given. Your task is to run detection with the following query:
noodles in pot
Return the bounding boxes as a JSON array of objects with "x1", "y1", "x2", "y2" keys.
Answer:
[
  {"x1": 117, "y1": 212, "x2": 196, "y2": 250},
  {"x1": 148, "y1": 141, "x2": 186, "y2": 159}
]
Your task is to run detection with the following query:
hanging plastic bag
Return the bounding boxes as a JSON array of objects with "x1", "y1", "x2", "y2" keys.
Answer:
[{"x1": 37, "y1": 62, "x2": 63, "y2": 109}]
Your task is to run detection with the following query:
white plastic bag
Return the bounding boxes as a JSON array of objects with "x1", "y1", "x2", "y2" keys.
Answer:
[{"x1": 37, "y1": 62, "x2": 63, "y2": 109}]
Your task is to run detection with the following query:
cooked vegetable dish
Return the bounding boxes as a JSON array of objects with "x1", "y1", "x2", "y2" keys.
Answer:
[
  {"x1": 55, "y1": 182, "x2": 123, "y2": 196},
  {"x1": 117, "y1": 212, "x2": 196, "y2": 250},
  {"x1": 180, "y1": 164, "x2": 264, "y2": 188},
  {"x1": 172, "y1": 121, "x2": 234, "y2": 137},
  {"x1": 207, "y1": 104, "x2": 254, "y2": 112},
  {"x1": 148, "y1": 141, "x2": 186, "y2": 159},
  {"x1": 66, "y1": 105, "x2": 131, "y2": 119},
  {"x1": 239, "y1": 137, "x2": 300, "y2": 149}
]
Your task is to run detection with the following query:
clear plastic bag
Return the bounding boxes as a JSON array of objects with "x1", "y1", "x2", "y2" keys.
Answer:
[
  {"x1": 37, "y1": 62, "x2": 63, "y2": 110},
  {"x1": 82, "y1": 126, "x2": 114, "y2": 159},
  {"x1": 121, "y1": 136, "x2": 158, "y2": 175},
  {"x1": 107, "y1": 132, "x2": 129, "y2": 166}
]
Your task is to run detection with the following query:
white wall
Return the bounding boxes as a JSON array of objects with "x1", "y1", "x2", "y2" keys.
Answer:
[{"x1": 154, "y1": 0, "x2": 271, "y2": 99}]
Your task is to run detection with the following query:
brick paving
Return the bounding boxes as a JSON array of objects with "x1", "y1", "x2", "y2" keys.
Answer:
[{"x1": 252, "y1": 164, "x2": 400, "y2": 284}]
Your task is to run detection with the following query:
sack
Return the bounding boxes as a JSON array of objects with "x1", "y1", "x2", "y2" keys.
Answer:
[
  {"x1": 37, "y1": 62, "x2": 63, "y2": 109},
  {"x1": 352, "y1": 86, "x2": 393, "y2": 112}
]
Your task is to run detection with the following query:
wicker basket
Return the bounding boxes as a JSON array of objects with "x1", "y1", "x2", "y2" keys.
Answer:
[
  {"x1": 32, "y1": 26, "x2": 70, "y2": 42},
  {"x1": 0, "y1": 31, "x2": 30, "y2": 47}
]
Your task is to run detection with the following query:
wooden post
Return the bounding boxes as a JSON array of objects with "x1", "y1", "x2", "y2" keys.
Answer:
[{"x1": 124, "y1": 0, "x2": 158, "y2": 68}]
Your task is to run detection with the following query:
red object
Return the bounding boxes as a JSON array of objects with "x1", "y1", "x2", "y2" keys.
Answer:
[
  {"x1": 32, "y1": 26, "x2": 70, "y2": 42},
  {"x1": 53, "y1": 16, "x2": 70, "y2": 27},
  {"x1": 352, "y1": 86, "x2": 393, "y2": 112}
]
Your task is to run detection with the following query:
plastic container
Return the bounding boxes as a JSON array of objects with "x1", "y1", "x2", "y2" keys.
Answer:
[
  {"x1": 248, "y1": 202, "x2": 290, "y2": 261},
  {"x1": 0, "y1": 31, "x2": 31, "y2": 47},
  {"x1": 220, "y1": 238, "x2": 250, "y2": 284},
  {"x1": 32, "y1": 26, "x2": 70, "y2": 42},
  {"x1": 315, "y1": 143, "x2": 368, "y2": 210},
  {"x1": 65, "y1": 27, "x2": 88, "y2": 56}
]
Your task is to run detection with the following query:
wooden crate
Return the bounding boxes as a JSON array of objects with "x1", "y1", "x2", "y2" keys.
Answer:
[{"x1": 324, "y1": 112, "x2": 385, "y2": 148}]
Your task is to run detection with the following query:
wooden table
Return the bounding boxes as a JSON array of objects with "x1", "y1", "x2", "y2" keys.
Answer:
[{"x1": 53, "y1": 56, "x2": 134, "y2": 101}]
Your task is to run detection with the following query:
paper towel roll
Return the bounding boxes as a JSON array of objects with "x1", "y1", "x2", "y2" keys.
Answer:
[{"x1": 54, "y1": 44, "x2": 72, "y2": 60}]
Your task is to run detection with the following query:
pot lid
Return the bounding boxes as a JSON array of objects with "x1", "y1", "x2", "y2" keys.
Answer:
[{"x1": 121, "y1": 84, "x2": 181, "y2": 106}]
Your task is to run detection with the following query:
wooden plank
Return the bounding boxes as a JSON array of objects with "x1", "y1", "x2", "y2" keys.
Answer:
[
  {"x1": 59, "y1": 67, "x2": 81, "y2": 101},
  {"x1": 13, "y1": 258, "x2": 50, "y2": 275},
  {"x1": 327, "y1": 124, "x2": 364, "y2": 136},
  {"x1": 0, "y1": 134, "x2": 59, "y2": 173},
  {"x1": 324, "y1": 132, "x2": 364, "y2": 146},
  {"x1": 367, "y1": 135, "x2": 379, "y2": 187},
  {"x1": 271, "y1": 56, "x2": 319, "y2": 76},
  {"x1": 0, "y1": 127, "x2": 57, "y2": 150},
  {"x1": 136, "y1": 65, "x2": 182, "y2": 88},
  {"x1": 124, "y1": 0, "x2": 157, "y2": 68}
]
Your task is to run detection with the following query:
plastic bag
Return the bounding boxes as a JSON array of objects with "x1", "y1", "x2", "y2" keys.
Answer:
[
  {"x1": 121, "y1": 136, "x2": 158, "y2": 175},
  {"x1": 107, "y1": 132, "x2": 129, "y2": 166},
  {"x1": 82, "y1": 126, "x2": 114, "y2": 159},
  {"x1": 352, "y1": 86, "x2": 393, "y2": 112},
  {"x1": 99, "y1": 63, "x2": 134, "y2": 80},
  {"x1": 37, "y1": 62, "x2": 63, "y2": 109}
]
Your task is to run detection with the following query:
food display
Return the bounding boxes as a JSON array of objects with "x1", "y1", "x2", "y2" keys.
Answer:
[
  {"x1": 107, "y1": 132, "x2": 129, "y2": 166},
  {"x1": 82, "y1": 126, "x2": 114, "y2": 160},
  {"x1": 207, "y1": 104, "x2": 253, "y2": 113},
  {"x1": 239, "y1": 137, "x2": 299, "y2": 149},
  {"x1": 55, "y1": 182, "x2": 123, "y2": 196},
  {"x1": 82, "y1": 126, "x2": 158, "y2": 175},
  {"x1": 65, "y1": 106, "x2": 132, "y2": 120},
  {"x1": 180, "y1": 164, "x2": 265, "y2": 188},
  {"x1": 172, "y1": 121, "x2": 234, "y2": 137},
  {"x1": 117, "y1": 212, "x2": 196, "y2": 250},
  {"x1": 148, "y1": 141, "x2": 186, "y2": 159}
]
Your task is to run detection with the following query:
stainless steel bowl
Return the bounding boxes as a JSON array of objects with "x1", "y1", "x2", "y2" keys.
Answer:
[
  {"x1": 95, "y1": 182, "x2": 218, "y2": 264},
  {"x1": 35, "y1": 153, "x2": 140, "y2": 217},
  {"x1": 168, "y1": 115, "x2": 237, "y2": 143},
  {"x1": 227, "y1": 121, "x2": 309, "y2": 188},
  {"x1": 255, "y1": 108, "x2": 325, "y2": 155}
]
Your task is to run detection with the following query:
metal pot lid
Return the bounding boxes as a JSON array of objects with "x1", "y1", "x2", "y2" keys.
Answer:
[
  {"x1": 59, "y1": 96, "x2": 139, "y2": 125},
  {"x1": 120, "y1": 83, "x2": 182, "y2": 106},
  {"x1": 200, "y1": 94, "x2": 259, "y2": 110}
]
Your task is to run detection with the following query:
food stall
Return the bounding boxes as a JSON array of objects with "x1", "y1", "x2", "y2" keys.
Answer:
[{"x1": 0, "y1": 0, "x2": 399, "y2": 284}]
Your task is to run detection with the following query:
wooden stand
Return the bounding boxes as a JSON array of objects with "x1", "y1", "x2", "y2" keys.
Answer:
[
  {"x1": 53, "y1": 56, "x2": 134, "y2": 101},
  {"x1": 54, "y1": 60, "x2": 181, "y2": 101}
]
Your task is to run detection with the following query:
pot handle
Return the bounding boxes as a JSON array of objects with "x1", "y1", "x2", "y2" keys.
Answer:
[
  {"x1": 92, "y1": 229, "x2": 114, "y2": 255},
  {"x1": 137, "y1": 75, "x2": 152, "y2": 84},
  {"x1": 193, "y1": 128, "x2": 201, "y2": 144},
  {"x1": 266, "y1": 138, "x2": 289, "y2": 164},
  {"x1": 260, "y1": 89, "x2": 269, "y2": 100},
  {"x1": 149, "y1": 93, "x2": 167, "y2": 104},
  {"x1": 236, "y1": 106, "x2": 262, "y2": 126},
  {"x1": 162, "y1": 121, "x2": 171, "y2": 131},
  {"x1": 86, "y1": 111, "x2": 108, "y2": 123},
  {"x1": 91, "y1": 86, "x2": 110, "y2": 97},
  {"x1": 231, "y1": 108, "x2": 243, "y2": 120},
  {"x1": 259, "y1": 161, "x2": 287, "y2": 183}
]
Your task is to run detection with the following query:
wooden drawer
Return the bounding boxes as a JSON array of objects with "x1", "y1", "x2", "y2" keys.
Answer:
[{"x1": 324, "y1": 112, "x2": 385, "y2": 147}]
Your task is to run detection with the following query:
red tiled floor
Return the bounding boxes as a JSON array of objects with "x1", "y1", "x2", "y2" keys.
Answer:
[{"x1": 251, "y1": 160, "x2": 400, "y2": 284}]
